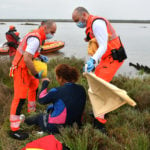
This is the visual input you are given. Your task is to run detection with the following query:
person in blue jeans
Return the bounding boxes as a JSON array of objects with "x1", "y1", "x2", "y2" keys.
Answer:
[{"x1": 25, "y1": 64, "x2": 86, "y2": 134}]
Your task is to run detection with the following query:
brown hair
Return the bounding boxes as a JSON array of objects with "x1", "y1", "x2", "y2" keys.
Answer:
[{"x1": 55, "y1": 64, "x2": 79, "y2": 83}]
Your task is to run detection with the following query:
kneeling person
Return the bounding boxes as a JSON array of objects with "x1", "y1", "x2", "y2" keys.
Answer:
[{"x1": 25, "y1": 64, "x2": 86, "y2": 133}]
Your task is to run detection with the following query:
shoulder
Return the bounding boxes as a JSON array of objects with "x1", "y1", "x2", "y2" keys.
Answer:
[
  {"x1": 27, "y1": 37, "x2": 40, "y2": 44},
  {"x1": 92, "y1": 19, "x2": 107, "y2": 30},
  {"x1": 74, "y1": 84, "x2": 86, "y2": 92}
]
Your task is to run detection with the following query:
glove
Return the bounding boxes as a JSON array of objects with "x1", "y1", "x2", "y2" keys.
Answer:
[
  {"x1": 47, "y1": 104, "x2": 54, "y2": 113},
  {"x1": 34, "y1": 70, "x2": 44, "y2": 79},
  {"x1": 39, "y1": 55, "x2": 49, "y2": 63},
  {"x1": 85, "y1": 58, "x2": 95, "y2": 72}
]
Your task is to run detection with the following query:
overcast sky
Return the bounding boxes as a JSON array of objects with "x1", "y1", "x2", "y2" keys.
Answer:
[{"x1": 0, "y1": 0, "x2": 149, "y2": 20}]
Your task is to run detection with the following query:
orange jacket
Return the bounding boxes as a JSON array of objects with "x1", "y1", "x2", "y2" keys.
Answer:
[
  {"x1": 85, "y1": 15, "x2": 122, "y2": 59},
  {"x1": 12, "y1": 26, "x2": 46, "y2": 68}
]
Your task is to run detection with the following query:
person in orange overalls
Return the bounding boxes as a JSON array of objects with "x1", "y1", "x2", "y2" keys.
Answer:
[
  {"x1": 72, "y1": 7, "x2": 127, "y2": 132},
  {"x1": 5, "y1": 25, "x2": 20, "y2": 58},
  {"x1": 9, "y1": 20, "x2": 57, "y2": 140}
]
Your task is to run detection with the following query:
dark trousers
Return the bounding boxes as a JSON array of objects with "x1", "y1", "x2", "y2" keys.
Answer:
[{"x1": 25, "y1": 113, "x2": 60, "y2": 134}]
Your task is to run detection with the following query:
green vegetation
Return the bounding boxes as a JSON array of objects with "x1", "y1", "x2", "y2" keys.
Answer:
[{"x1": 0, "y1": 57, "x2": 150, "y2": 150}]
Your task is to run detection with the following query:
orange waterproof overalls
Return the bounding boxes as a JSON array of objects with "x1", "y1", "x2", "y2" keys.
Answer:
[
  {"x1": 86, "y1": 15, "x2": 125, "y2": 82},
  {"x1": 5, "y1": 31, "x2": 20, "y2": 56},
  {"x1": 9, "y1": 27, "x2": 46, "y2": 131},
  {"x1": 86, "y1": 15, "x2": 126, "y2": 124}
]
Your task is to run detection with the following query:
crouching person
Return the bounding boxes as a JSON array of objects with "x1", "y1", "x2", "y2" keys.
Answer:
[{"x1": 25, "y1": 64, "x2": 86, "y2": 133}]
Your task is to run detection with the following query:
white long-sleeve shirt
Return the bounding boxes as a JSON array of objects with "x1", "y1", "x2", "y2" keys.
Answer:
[
  {"x1": 26, "y1": 37, "x2": 40, "y2": 55},
  {"x1": 91, "y1": 19, "x2": 108, "y2": 63}
]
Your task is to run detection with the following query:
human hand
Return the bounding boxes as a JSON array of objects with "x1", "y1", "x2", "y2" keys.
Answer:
[
  {"x1": 34, "y1": 70, "x2": 44, "y2": 79},
  {"x1": 39, "y1": 55, "x2": 49, "y2": 63},
  {"x1": 84, "y1": 37, "x2": 88, "y2": 42},
  {"x1": 84, "y1": 58, "x2": 95, "y2": 72},
  {"x1": 41, "y1": 77, "x2": 50, "y2": 82}
]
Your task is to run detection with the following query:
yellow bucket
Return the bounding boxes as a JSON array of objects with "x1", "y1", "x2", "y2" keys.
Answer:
[{"x1": 29, "y1": 60, "x2": 47, "y2": 78}]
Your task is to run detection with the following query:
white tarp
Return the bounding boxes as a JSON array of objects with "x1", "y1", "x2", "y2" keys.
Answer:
[{"x1": 84, "y1": 72, "x2": 136, "y2": 118}]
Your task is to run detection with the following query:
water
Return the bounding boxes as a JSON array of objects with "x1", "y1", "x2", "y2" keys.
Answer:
[{"x1": 0, "y1": 22, "x2": 150, "y2": 76}]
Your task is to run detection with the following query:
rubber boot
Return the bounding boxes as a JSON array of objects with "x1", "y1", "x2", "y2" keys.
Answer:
[
  {"x1": 94, "y1": 118, "x2": 107, "y2": 134},
  {"x1": 8, "y1": 130, "x2": 29, "y2": 140}
]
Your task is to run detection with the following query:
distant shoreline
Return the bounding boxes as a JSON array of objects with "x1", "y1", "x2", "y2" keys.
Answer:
[{"x1": 0, "y1": 19, "x2": 150, "y2": 24}]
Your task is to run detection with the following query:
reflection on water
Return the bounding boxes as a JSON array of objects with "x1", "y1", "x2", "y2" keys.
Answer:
[{"x1": 0, "y1": 22, "x2": 150, "y2": 76}]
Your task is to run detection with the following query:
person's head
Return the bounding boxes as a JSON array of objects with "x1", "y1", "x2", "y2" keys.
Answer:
[
  {"x1": 72, "y1": 7, "x2": 89, "y2": 28},
  {"x1": 55, "y1": 64, "x2": 79, "y2": 86},
  {"x1": 9, "y1": 25, "x2": 16, "y2": 32},
  {"x1": 42, "y1": 20, "x2": 57, "y2": 40}
]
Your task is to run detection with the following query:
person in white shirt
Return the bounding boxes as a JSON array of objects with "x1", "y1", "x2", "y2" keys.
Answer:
[
  {"x1": 9, "y1": 20, "x2": 57, "y2": 140},
  {"x1": 72, "y1": 7, "x2": 127, "y2": 132}
]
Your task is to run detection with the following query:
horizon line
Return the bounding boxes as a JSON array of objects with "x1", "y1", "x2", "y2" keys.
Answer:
[{"x1": 0, "y1": 19, "x2": 150, "y2": 23}]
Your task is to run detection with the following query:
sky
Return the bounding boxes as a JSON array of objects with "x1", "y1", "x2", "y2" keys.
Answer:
[{"x1": 0, "y1": 0, "x2": 149, "y2": 20}]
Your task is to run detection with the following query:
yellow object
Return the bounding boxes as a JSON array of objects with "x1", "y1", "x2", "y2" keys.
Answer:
[
  {"x1": 84, "y1": 72, "x2": 136, "y2": 118},
  {"x1": 88, "y1": 38, "x2": 99, "y2": 56},
  {"x1": 29, "y1": 60, "x2": 47, "y2": 78}
]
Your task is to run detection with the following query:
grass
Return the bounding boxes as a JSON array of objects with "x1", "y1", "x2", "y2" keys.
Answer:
[{"x1": 0, "y1": 57, "x2": 150, "y2": 150}]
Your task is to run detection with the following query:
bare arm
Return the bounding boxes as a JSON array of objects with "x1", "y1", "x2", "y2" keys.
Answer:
[{"x1": 23, "y1": 51, "x2": 38, "y2": 76}]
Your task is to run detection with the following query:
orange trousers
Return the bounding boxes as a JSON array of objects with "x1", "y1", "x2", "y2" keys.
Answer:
[
  {"x1": 94, "y1": 56, "x2": 124, "y2": 124},
  {"x1": 95, "y1": 56, "x2": 124, "y2": 82},
  {"x1": 10, "y1": 67, "x2": 39, "y2": 131}
]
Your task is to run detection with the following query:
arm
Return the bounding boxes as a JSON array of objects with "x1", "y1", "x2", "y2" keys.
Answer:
[
  {"x1": 92, "y1": 20, "x2": 108, "y2": 63},
  {"x1": 24, "y1": 52, "x2": 38, "y2": 75},
  {"x1": 38, "y1": 80, "x2": 57, "y2": 104},
  {"x1": 23, "y1": 37, "x2": 40, "y2": 76}
]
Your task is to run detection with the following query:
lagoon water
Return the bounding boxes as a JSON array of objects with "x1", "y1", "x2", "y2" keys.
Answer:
[{"x1": 0, "y1": 22, "x2": 150, "y2": 76}]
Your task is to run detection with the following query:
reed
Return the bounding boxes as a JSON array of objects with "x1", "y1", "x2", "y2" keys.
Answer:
[{"x1": 0, "y1": 57, "x2": 150, "y2": 150}]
